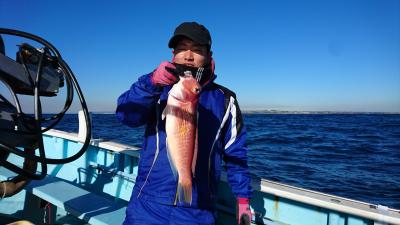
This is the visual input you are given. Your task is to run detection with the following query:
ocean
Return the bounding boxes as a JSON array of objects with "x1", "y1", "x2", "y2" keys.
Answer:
[{"x1": 49, "y1": 113, "x2": 400, "y2": 209}]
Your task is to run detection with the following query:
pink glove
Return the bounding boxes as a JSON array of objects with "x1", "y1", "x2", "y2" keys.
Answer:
[
  {"x1": 151, "y1": 61, "x2": 178, "y2": 86},
  {"x1": 237, "y1": 197, "x2": 252, "y2": 225}
]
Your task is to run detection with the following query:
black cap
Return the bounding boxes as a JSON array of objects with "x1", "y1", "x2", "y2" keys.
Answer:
[{"x1": 168, "y1": 22, "x2": 212, "y2": 50}]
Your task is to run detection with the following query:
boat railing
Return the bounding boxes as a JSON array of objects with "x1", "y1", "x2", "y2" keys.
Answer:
[{"x1": 41, "y1": 126, "x2": 400, "y2": 225}]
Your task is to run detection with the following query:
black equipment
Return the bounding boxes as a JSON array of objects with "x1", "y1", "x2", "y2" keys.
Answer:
[
  {"x1": 0, "y1": 28, "x2": 91, "y2": 180},
  {"x1": 240, "y1": 214, "x2": 251, "y2": 225},
  {"x1": 0, "y1": 43, "x2": 64, "y2": 96}
]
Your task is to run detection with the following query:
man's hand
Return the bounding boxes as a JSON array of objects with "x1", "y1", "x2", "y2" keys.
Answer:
[
  {"x1": 151, "y1": 61, "x2": 178, "y2": 86},
  {"x1": 237, "y1": 197, "x2": 252, "y2": 225}
]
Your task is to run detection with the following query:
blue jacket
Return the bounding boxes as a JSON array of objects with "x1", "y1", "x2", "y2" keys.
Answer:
[{"x1": 116, "y1": 73, "x2": 251, "y2": 210}]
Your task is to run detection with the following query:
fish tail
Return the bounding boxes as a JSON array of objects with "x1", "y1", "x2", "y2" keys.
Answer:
[{"x1": 177, "y1": 178, "x2": 192, "y2": 205}]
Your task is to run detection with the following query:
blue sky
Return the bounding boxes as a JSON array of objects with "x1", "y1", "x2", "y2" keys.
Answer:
[{"x1": 1, "y1": 0, "x2": 399, "y2": 113}]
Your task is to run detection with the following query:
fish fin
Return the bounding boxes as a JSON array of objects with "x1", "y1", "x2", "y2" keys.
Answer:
[
  {"x1": 173, "y1": 184, "x2": 179, "y2": 205},
  {"x1": 161, "y1": 107, "x2": 167, "y2": 120},
  {"x1": 191, "y1": 115, "x2": 199, "y2": 176},
  {"x1": 177, "y1": 178, "x2": 192, "y2": 205},
  {"x1": 166, "y1": 138, "x2": 178, "y2": 180}
]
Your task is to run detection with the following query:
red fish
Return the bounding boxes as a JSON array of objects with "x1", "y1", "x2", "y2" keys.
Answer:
[{"x1": 164, "y1": 73, "x2": 201, "y2": 205}]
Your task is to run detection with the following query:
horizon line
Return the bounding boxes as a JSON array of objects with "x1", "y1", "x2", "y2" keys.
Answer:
[{"x1": 40, "y1": 109, "x2": 400, "y2": 115}]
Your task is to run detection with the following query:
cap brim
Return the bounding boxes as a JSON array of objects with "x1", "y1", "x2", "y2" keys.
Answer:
[
  {"x1": 168, "y1": 35, "x2": 187, "y2": 48},
  {"x1": 168, "y1": 33, "x2": 209, "y2": 49}
]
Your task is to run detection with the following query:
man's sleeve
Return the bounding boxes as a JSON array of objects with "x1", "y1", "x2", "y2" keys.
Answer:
[
  {"x1": 116, "y1": 73, "x2": 162, "y2": 127},
  {"x1": 222, "y1": 96, "x2": 252, "y2": 198}
]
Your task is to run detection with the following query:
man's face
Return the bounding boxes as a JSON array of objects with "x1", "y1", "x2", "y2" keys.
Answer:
[{"x1": 172, "y1": 38, "x2": 210, "y2": 67}]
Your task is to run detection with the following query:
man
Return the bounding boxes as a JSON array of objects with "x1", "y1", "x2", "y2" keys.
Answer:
[{"x1": 116, "y1": 22, "x2": 252, "y2": 225}]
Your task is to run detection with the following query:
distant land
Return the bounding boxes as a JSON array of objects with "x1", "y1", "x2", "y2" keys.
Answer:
[
  {"x1": 84, "y1": 110, "x2": 400, "y2": 115},
  {"x1": 241, "y1": 109, "x2": 400, "y2": 115}
]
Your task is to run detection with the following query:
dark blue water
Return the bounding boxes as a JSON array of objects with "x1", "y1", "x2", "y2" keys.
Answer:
[{"x1": 48, "y1": 113, "x2": 400, "y2": 209}]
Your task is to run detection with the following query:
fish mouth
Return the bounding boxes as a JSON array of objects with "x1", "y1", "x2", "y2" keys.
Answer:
[{"x1": 169, "y1": 93, "x2": 188, "y2": 104}]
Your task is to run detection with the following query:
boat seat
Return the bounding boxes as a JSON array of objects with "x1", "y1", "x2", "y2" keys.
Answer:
[{"x1": 25, "y1": 176, "x2": 127, "y2": 225}]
